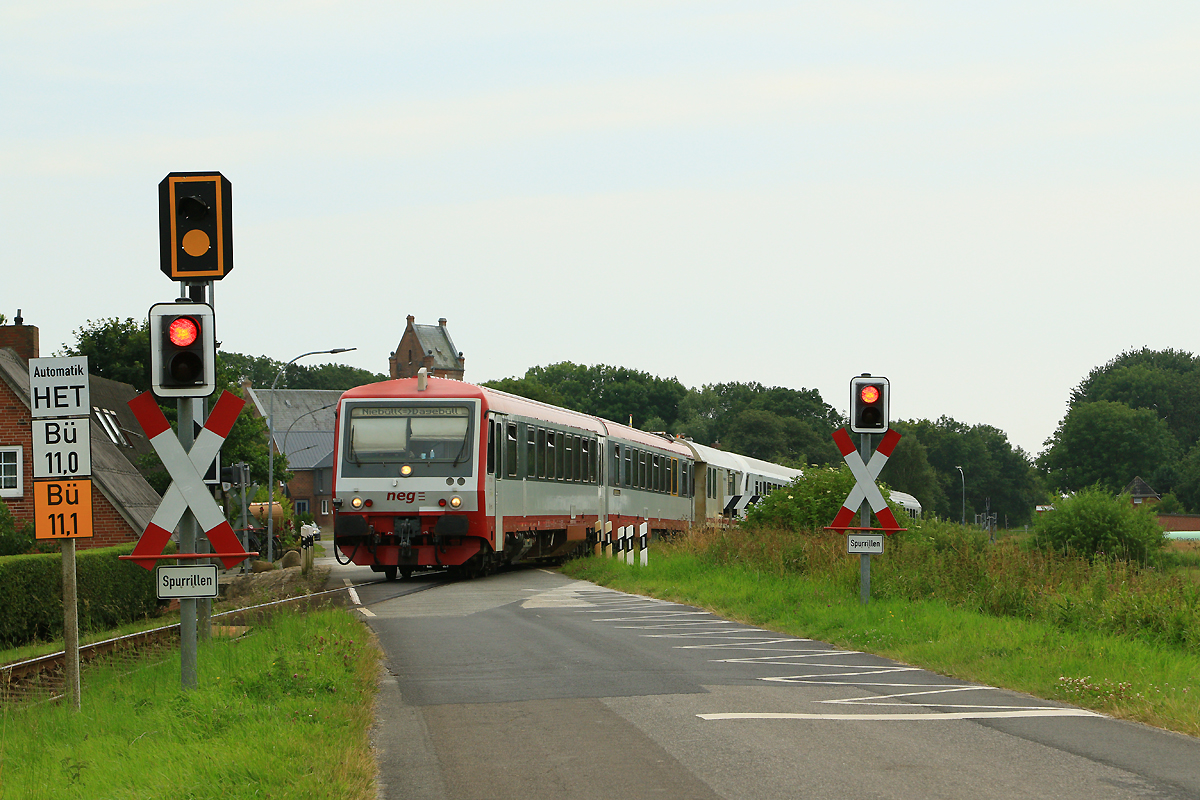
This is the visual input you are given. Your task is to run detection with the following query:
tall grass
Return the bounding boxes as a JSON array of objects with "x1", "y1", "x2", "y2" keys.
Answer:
[
  {"x1": 0, "y1": 606, "x2": 379, "y2": 800},
  {"x1": 674, "y1": 520, "x2": 1200, "y2": 652}
]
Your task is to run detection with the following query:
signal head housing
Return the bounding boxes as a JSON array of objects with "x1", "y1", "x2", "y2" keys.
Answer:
[
  {"x1": 850, "y1": 375, "x2": 889, "y2": 434},
  {"x1": 149, "y1": 301, "x2": 216, "y2": 397}
]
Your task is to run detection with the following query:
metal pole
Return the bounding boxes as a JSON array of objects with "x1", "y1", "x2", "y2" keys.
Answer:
[
  {"x1": 956, "y1": 466, "x2": 965, "y2": 525},
  {"x1": 178, "y1": 395, "x2": 198, "y2": 690},
  {"x1": 198, "y1": 396, "x2": 211, "y2": 641},
  {"x1": 859, "y1": 433, "x2": 871, "y2": 605},
  {"x1": 61, "y1": 537, "x2": 81, "y2": 709},
  {"x1": 239, "y1": 462, "x2": 249, "y2": 573}
]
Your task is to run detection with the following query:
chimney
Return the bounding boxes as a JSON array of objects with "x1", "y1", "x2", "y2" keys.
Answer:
[
  {"x1": 0, "y1": 309, "x2": 39, "y2": 362},
  {"x1": 439, "y1": 318, "x2": 447, "y2": 327}
]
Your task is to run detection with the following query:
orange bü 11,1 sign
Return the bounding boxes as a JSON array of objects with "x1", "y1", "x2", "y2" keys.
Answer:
[{"x1": 34, "y1": 479, "x2": 93, "y2": 539}]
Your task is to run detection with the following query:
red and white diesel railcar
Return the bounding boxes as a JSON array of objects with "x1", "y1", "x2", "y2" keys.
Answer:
[{"x1": 331, "y1": 374, "x2": 695, "y2": 579}]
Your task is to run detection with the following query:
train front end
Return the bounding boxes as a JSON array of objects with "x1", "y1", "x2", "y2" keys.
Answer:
[{"x1": 331, "y1": 377, "x2": 490, "y2": 579}]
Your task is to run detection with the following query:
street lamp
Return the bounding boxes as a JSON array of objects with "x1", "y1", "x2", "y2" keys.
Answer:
[
  {"x1": 955, "y1": 465, "x2": 965, "y2": 526},
  {"x1": 266, "y1": 348, "x2": 355, "y2": 563}
]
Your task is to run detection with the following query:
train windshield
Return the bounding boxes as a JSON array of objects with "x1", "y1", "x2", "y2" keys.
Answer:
[{"x1": 342, "y1": 403, "x2": 475, "y2": 477}]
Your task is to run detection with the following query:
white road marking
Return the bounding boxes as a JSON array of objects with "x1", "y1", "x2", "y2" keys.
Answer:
[
  {"x1": 348, "y1": 587, "x2": 362, "y2": 605},
  {"x1": 698, "y1": 709, "x2": 1102, "y2": 721},
  {"x1": 574, "y1": 589, "x2": 1104, "y2": 724},
  {"x1": 358, "y1": 607, "x2": 376, "y2": 617}
]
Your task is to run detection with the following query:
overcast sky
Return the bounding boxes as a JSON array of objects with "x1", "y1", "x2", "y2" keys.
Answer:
[{"x1": 3, "y1": 2, "x2": 1197, "y2": 457}]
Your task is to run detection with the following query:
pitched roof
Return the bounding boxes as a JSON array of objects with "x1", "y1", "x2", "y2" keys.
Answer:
[
  {"x1": 412, "y1": 323, "x2": 463, "y2": 373},
  {"x1": 1122, "y1": 476, "x2": 1159, "y2": 499},
  {"x1": 242, "y1": 386, "x2": 342, "y2": 469}
]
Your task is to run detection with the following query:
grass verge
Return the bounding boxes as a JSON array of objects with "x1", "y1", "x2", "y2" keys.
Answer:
[
  {"x1": 563, "y1": 550, "x2": 1200, "y2": 737},
  {"x1": 0, "y1": 605, "x2": 379, "y2": 800}
]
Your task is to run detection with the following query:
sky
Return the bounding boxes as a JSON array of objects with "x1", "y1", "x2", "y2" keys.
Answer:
[{"x1": 3, "y1": 2, "x2": 1198, "y2": 458}]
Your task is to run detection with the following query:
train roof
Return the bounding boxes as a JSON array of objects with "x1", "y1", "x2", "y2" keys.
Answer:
[
  {"x1": 339, "y1": 376, "x2": 693, "y2": 457},
  {"x1": 681, "y1": 439, "x2": 804, "y2": 481}
]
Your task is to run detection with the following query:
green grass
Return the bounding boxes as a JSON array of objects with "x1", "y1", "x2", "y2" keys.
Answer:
[
  {"x1": 0, "y1": 606, "x2": 379, "y2": 800},
  {"x1": 564, "y1": 547, "x2": 1200, "y2": 737}
]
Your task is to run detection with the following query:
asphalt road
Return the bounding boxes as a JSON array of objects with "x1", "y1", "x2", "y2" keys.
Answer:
[{"x1": 336, "y1": 564, "x2": 1200, "y2": 800}]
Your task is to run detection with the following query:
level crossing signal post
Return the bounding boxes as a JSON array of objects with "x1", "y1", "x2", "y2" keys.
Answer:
[
  {"x1": 828, "y1": 374, "x2": 903, "y2": 605},
  {"x1": 120, "y1": 171, "x2": 254, "y2": 690}
]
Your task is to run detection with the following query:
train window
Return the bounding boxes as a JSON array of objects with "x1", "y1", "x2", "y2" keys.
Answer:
[
  {"x1": 625, "y1": 448, "x2": 633, "y2": 487},
  {"x1": 526, "y1": 426, "x2": 536, "y2": 479},
  {"x1": 581, "y1": 439, "x2": 591, "y2": 483},
  {"x1": 555, "y1": 431, "x2": 565, "y2": 480},
  {"x1": 506, "y1": 423, "x2": 518, "y2": 478},
  {"x1": 639, "y1": 451, "x2": 647, "y2": 489},
  {"x1": 651, "y1": 455, "x2": 659, "y2": 492},
  {"x1": 538, "y1": 428, "x2": 547, "y2": 479},
  {"x1": 573, "y1": 435, "x2": 581, "y2": 482},
  {"x1": 671, "y1": 459, "x2": 678, "y2": 496},
  {"x1": 612, "y1": 445, "x2": 620, "y2": 486},
  {"x1": 564, "y1": 434, "x2": 573, "y2": 481}
]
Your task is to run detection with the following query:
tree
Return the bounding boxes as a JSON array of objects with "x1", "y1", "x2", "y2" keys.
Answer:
[
  {"x1": 877, "y1": 433, "x2": 945, "y2": 517},
  {"x1": 1070, "y1": 348, "x2": 1200, "y2": 451},
  {"x1": 59, "y1": 317, "x2": 150, "y2": 391},
  {"x1": 1039, "y1": 400, "x2": 1179, "y2": 494},
  {"x1": 893, "y1": 417, "x2": 1040, "y2": 525}
]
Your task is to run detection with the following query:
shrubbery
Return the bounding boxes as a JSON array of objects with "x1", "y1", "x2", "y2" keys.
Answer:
[
  {"x1": 0, "y1": 544, "x2": 163, "y2": 647},
  {"x1": 743, "y1": 465, "x2": 908, "y2": 533},
  {"x1": 1033, "y1": 485, "x2": 1166, "y2": 561}
]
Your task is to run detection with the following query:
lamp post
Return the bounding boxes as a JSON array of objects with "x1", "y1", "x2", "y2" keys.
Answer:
[
  {"x1": 956, "y1": 465, "x2": 965, "y2": 526},
  {"x1": 266, "y1": 348, "x2": 355, "y2": 563}
]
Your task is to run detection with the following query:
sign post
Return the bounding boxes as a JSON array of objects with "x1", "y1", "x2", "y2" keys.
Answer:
[
  {"x1": 29, "y1": 356, "x2": 93, "y2": 710},
  {"x1": 826, "y1": 377, "x2": 905, "y2": 605}
]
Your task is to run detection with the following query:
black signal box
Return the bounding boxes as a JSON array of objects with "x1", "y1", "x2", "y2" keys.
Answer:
[{"x1": 159, "y1": 172, "x2": 233, "y2": 281}]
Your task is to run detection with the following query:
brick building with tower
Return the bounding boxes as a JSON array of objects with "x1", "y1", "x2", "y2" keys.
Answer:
[{"x1": 389, "y1": 316, "x2": 465, "y2": 380}]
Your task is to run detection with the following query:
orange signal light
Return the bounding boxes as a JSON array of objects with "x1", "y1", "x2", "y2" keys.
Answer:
[
  {"x1": 860, "y1": 385, "x2": 880, "y2": 404},
  {"x1": 167, "y1": 316, "x2": 199, "y2": 347}
]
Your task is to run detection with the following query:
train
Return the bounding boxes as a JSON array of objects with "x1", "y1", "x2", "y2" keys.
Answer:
[{"x1": 330, "y1": 370, "x2": 920, "y2": 579}]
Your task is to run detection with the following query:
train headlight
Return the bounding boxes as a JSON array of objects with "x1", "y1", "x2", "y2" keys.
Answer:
[
  {"x1": 400, "y1": 465, "x2": 412, "y2": 476},
  {"x1": 351, "y1": 496, "x2": 363, "y2": 509},
  {"x1": 449, "y1": 496, "x2": 462, "y2": 508}
]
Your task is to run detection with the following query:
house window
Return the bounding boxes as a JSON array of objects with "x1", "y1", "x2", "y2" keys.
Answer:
[
  {"x1": 321, "y1": 499, "x2": 329, "y2": 516},
  {"x1": 295, "y1": 499, "x2": 310, "y2": 516},
  {"x1": 0, "y1": 447, "x2": 22, "y2": 498}
]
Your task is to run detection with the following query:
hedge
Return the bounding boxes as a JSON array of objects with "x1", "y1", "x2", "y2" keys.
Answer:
[{"x1": 0, "y1": 543, "x2": 167, "y2": 648}]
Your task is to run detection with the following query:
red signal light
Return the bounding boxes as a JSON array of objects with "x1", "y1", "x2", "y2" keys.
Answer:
[
  {"x1": 860, "y1": 385, "x2": 880, "y2": 404},
  {"x1": 168, "y1": 316, "x2": 199, "y2": 347}
]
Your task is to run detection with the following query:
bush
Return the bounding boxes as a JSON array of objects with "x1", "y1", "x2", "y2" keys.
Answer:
[
  {"x1": 0, "y1": 500, "x2": 35, "y2": 556},
  {"x1": 0, "y1": 544, "x2": 163, "y2": 647},
  {"x1": 1034, "y1": 486, "x2": 1166, "y2": 561},
  {"x1": 744, "y1": 464, "x2": 908, "y2": 534}
]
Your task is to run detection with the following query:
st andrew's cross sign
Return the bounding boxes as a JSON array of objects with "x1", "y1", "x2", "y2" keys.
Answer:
[
  {"x1": 827, "y1": 426, "x2": 906, "y2": 533},
  {"x1": 123, "y1": 391, "x2": 253, "y2": 570}
]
